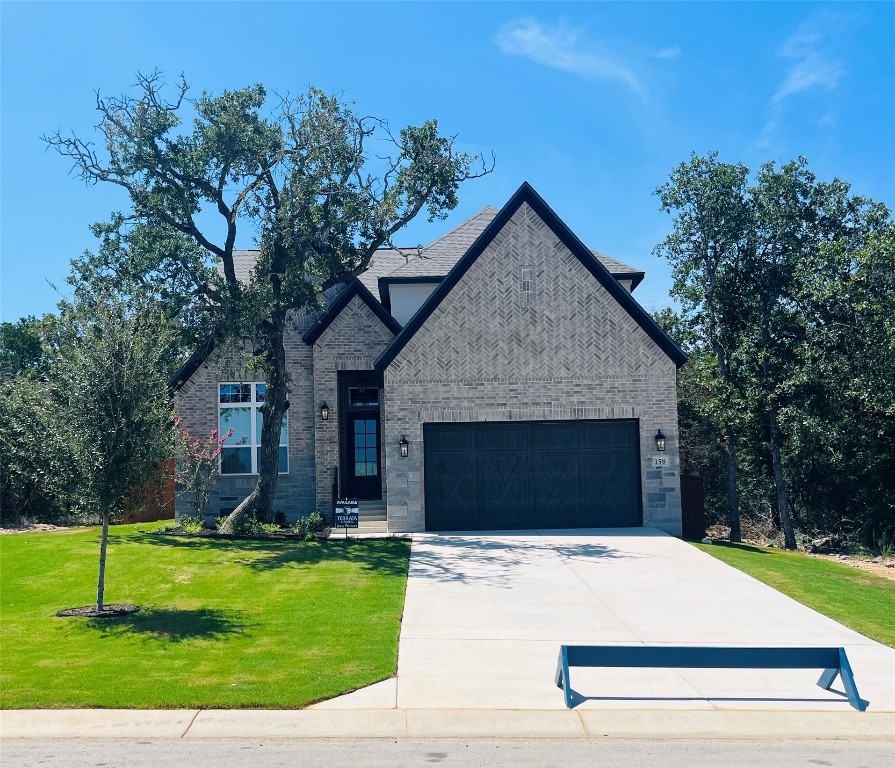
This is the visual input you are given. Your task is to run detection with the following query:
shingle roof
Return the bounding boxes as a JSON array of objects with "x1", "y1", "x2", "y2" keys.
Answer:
[
  {"x1": 214, "y1": 210, "x2": 643, "y2": 291},
  {"x1": 383, "y1": 206, "x2": 500, "y2": 278}
]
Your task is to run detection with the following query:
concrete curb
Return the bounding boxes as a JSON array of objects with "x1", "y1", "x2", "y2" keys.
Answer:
[{"x1": 3, "y1": 709, "x2": 894, "y2": 741}]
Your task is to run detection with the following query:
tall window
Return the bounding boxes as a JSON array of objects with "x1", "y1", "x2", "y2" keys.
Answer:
[{"x1": 218, "y1": 383, "x2": 288, "y2": 475}]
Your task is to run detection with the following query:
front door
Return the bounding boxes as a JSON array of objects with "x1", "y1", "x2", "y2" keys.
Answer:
[{"x1": 347, "y1": 414, "x2": 381, "y2": 499}]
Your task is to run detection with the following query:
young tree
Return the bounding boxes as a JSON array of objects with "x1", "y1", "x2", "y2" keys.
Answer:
[
  {"x1": 47, "y1": 73, "x2": 492, "y2": 532},
  {"x1": 52, "y1": 292, "x2": 175, "y2": 612}
]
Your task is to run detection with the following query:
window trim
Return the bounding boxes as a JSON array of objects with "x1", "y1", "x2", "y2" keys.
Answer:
[{"x1": 218, "y1": 382, "x2": 289, "y2": 476}]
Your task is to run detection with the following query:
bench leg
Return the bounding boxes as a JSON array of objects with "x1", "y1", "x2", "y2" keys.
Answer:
[
  {"x1": 837, "y1": 648, "x2": 867, "y2": 712},
  {"x1": 817, "y1": 666, "x2": 839, "y2": 690},
  {"x1": 555, "y1": 646, "x2": 575, "y2": 708}
]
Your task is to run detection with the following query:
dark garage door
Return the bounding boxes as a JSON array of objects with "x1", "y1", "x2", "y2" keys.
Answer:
[{"x1": 424, "y1": 420, "x2": 641, "y2": 531}]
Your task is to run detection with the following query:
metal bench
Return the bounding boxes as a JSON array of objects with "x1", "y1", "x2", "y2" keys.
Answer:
[{"x1": 555, "y1": 645, "x2": 867, "y2": 711}]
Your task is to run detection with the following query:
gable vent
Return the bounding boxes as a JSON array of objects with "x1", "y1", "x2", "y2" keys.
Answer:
[{"x1": 520, "y1": 266, "x2": 535, "y2": 307}]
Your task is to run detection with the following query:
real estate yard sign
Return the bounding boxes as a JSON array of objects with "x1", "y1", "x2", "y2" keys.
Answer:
[{"x1": 335, "y1": 498, "x2": 359, "y2": 535}]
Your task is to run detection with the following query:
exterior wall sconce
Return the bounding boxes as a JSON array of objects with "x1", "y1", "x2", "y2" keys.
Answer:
[
  {"x1": 399, "y1": 436, "x2": 409, "y2": 458},
  {"x1": 655, "y1": 430, "x2": 666, "y2": 452},
  {"x1": 320, "y1": 402, "x2": 330, "y2": 421}
]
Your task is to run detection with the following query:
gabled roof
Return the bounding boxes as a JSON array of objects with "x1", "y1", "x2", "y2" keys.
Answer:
[
  {"x1": 302, "y1": 278, "x2": 401, "y2": 345},
  {"x1": 374, "y1": 182, "x2": 688, "y2": 371}
]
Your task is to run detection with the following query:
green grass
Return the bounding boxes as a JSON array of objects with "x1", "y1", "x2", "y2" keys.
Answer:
[
  {"x1": 0, "y1": 522, "x2": 410, "y2": 708},
  {"x1": 694, "y1": 541, "x2": 895, "y2": 647}
]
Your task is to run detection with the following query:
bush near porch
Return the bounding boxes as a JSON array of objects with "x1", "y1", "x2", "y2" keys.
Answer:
[{"x1": 0, "y1": 522, "x2": 409, "y2": 709}]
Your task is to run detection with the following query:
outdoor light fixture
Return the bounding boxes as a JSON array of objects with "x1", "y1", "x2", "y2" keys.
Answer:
[
  {"x1": 399, "y1": 436, "x2": 409, "y2": 458},
  {"x1": 320, "y1": 402, "x2": 330, "y2": 421},
  {"x1": 655, "y1": 430, "x2": 666, "y2": 452}
]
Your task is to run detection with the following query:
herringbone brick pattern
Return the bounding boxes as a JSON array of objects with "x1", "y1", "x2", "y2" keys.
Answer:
[{"x1": 384, "y1": 202, "x2": 682, "y2": 534}]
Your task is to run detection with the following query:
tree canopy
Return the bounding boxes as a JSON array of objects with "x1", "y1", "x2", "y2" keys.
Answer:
[
  {"x1": 656, "y1": 153, "x2": 894, "y2": 549},
  {"x1": 47, "y1": 72, "x2": 493, "y2": 529}
]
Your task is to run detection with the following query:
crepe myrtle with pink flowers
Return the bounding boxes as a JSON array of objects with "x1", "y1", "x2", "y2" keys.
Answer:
[{"x1": 173, "y1": 415, "x2": 233, "y2": 523}]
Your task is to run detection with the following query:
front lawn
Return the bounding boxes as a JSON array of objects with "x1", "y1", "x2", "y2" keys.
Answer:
[
  {"x1": 694, "y1": 541, "x2": 895, "y2": 647},
  {"x1": 0, "y1": 522, "x2": 410, "y2": 708}
]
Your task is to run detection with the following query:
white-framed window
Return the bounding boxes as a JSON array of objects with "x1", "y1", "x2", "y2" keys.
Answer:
[{"x1": 218, "y1": 383, "x2": 288, "y2": 475}]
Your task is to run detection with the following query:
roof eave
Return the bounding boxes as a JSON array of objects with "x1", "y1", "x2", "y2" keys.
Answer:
[
  {"x1": 375, "y1": 182, "x2": 687, "y2": 371},
  {"x1": 303, "y1": 278, "x2": 401, "y2": 346}
]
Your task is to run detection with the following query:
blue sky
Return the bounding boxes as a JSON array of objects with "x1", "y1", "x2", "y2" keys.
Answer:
[{"x1": 2, "y1": 1, "x2": 893, "y2": 321}]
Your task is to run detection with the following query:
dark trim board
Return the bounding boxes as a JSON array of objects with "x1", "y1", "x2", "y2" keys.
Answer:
[
  {"x1": 169, "y1": 336, "x2": 216, "y2": 392},
  {"x1": 302, "y1": 278, "x2": 402, "y2": 345},
  {"x1": 375, "y1": 182, "x2": 688, "y2": 371},
  {"x1": 423, "y1": 418, "x2": 643, "y2": 532}
]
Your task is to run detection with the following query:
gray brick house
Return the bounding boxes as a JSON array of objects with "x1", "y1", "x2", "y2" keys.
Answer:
[{"x1": 172, "y1": 182, "x2": 687, "y2": 535}]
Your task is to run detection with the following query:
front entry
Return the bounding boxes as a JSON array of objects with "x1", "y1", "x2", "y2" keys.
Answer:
[
  {"x1": 347, "y1": 414, "x2": 381, "y2": 499},
  {"x1": 339, "y1": 372, "x2": 383, "y2": 500}
]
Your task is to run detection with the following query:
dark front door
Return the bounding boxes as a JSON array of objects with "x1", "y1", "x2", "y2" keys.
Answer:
[
  {"x1": 424, "y1": 419, "x2": 641, "y2": 531},
  {"x1": 347, "y1": 414, "x2": 381, "y2": 499}
]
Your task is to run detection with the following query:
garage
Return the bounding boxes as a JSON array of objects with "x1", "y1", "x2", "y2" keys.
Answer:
[{"x1": 423, "y1": 419, "x2": 641, "y2": 531}]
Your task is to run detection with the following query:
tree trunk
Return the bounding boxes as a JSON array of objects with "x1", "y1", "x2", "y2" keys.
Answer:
[
  {"x1": 712, "y1": 339, "x2": 742, "y2": 542},
  {"x1": 724, "y1": 422, "x2": 742, "y2": 542},
  {"x1": 96, "y1": 511, "x2": 109, "y2": 613},
  {"x1": 219, "y1": 312, "x2": 288, "y2": 533},
  {"x1": 768, "y1": 404, "x2": 796, "y2": 550}
]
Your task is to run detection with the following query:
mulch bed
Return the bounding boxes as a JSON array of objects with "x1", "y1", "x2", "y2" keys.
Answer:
[{"x1": 56, "y1": 604, "x2": 140, "y2": 618}]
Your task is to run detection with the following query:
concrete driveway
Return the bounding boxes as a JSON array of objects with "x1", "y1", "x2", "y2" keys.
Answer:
[{"x1": 392, "y1": 529, "x2": 895, "y2": 711}]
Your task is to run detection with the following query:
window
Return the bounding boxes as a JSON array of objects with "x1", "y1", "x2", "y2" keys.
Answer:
[
  {"x1": 520, "y1": 266, "x2": 534, "y2": 307},
  {"x1": 353, "y1": 418, "x2": 379, "y2": 477},
  {"x1": 218, "y1": 383, "x2": 288, "y2": 475},
  {"x1": 349, "y1": 386, "x2": 379, "y2": 407}
]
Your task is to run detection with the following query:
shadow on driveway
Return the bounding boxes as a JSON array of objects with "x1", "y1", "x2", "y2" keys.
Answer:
[{"x1": 408, "y1": 529, "x2": 654, "y2": 587}]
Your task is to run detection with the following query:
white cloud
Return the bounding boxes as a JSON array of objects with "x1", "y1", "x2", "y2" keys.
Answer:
[
  {"x1": 772, "y1": 24, "x2": 843, "y2": 103},
  {"x1": 651, "y1": 46, "x2": 682, "y2": 60},
  {"x1": 495, "y1": 19, "x2": 646, "y2": 99}
]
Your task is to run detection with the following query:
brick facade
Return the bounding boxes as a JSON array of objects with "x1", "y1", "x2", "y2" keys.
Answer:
[
  {"x1": 174, "y1": 195, "x2": 682, "y2": 536},
  {"x1": 382, "y1": 202, "x2": 682, "y2": 535},
  {"x1": 312, "y1": 295, "x2": 396, "y2": 512},
  {"x1": 174, "y1": 312, "x2": 317, "y2": 523}
]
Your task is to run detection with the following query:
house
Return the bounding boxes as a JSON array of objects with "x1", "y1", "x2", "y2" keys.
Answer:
[{"x1": 171, "y1": 182, "x2": 687, "y2": 535}]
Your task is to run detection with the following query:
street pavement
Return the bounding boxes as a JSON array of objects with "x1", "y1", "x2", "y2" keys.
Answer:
[{"x1": 3, "y1": 738, "x2": 894, "y2": 768}]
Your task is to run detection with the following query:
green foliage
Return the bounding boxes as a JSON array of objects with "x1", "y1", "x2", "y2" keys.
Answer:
[
  {"x1": 178, "y1": 516, "x2": 204, "y2": 534},
  {"x1": 52, "y1": 292, "x2": 175, "y2": 522},
  {"x1": 0, "y1": 373, "x2": 81, "y2": 525},
  {"x1": 47, "y1": 72, "x2": 492, "y2": 528},
  {"x1": 292, "y1": 511, "x2": 328, "y2": 540},
  {"x1": 656, "y1": 154, "x2": 894, "y2": 547},
  {"x1": 0, "y1": 316, "x2": 49, "y2": 379},
  {"x1": 0, "y1": 522, "x2": 411, "y2": 708}
]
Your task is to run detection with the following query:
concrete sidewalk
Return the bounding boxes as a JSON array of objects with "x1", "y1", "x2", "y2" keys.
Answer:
[{"x1": 3, "y1": 707, "x2": 895, "y2": 741}]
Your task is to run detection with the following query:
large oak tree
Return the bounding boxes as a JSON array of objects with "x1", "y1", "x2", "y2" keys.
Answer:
[{"x1": 48, "y1": 73, "x2": 492, "y2": 531}]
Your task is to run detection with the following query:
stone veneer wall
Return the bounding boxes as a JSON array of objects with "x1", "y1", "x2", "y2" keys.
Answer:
[
  {"x1": 382, "y1": 202, "x2": 682, "y2": 535},
  {"x1": 312, "y1": 295, "x2": 396, "y2": 512},
  {"x1": 174, "y1": 314, "x2": 317, "y2": 523}
]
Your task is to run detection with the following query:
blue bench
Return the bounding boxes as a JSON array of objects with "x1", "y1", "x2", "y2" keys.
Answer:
[{"x1": 555, "y1": 645, "x2": 867, "y2": 711}]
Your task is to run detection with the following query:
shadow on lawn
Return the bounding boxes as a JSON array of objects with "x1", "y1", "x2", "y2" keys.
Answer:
[
  {"x1": 135, "y1": 533, "x2": 410, "y2": 576},
  {"x1": 84, "y1": 607, "x2": 250, "y2": 642}
]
